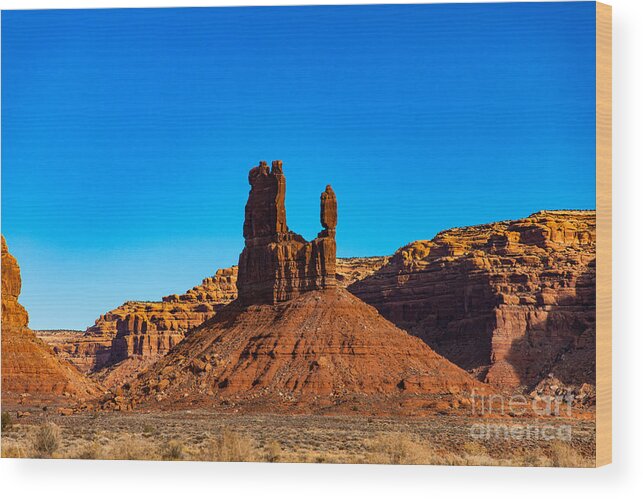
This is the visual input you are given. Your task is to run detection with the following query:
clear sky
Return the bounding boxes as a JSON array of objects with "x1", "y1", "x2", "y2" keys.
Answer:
[{"x1": 1, "y1": 3, "x2": 596, "y2": 330}]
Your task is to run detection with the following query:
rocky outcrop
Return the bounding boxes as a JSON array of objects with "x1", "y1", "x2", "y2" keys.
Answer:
[
  {"x1": 36, "y1": 205, "x2": 595, "y2": 402},
  {"x1": 237, "y1": 161, "x2": 337, "y2": 305},
  {"x1": 349, "y1": 210, "x2": 596, "y2": 395},
  {"x1": 162, "y1": 266, "x2": 238, "y2": 304},
  {"x1": 1, "y1": 236, "x2": 99, "y2": 406}
]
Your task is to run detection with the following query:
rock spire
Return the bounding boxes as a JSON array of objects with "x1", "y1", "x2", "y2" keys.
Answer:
[{"x1": 237, "y1": 161, "x2": 337, "y2": 305}]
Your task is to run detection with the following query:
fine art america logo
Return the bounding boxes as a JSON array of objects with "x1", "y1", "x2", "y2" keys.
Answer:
[{"x1": 468, "y1": 390, "x2": 573, "y2": 442}]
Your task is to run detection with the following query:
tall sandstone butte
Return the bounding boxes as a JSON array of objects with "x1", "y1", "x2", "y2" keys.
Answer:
[
  {"x1": 237, "y1": 160, "x2": 337, "y2": 305},
  {"x1": 1, "y1": 235, "x2": 99, "y2": 405},
  {"x1": 122, "y1": 162, "x2": 484, "y2": 413}
]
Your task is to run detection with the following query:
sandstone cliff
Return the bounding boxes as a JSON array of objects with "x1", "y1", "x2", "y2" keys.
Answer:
[
  {"x1": 348, "y1": 210, "x2": 596, "y2": 400},
  {"x1": 1, "y1": 236, "x2": 99, "y2": 406}
]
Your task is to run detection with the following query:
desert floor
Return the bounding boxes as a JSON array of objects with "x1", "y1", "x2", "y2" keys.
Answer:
[{"x1": 1, "y1": 410, "x2": 595, "y2": 467}]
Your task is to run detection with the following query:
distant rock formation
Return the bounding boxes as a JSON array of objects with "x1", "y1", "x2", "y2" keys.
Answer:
[
  {"x1": 32, "y1": 329, "x2": 109, "y2": 374},
  {"x1": 335, "y1": 256, "x2": 390, "y2": 287},
  {"x1": 349, "y1": 210, "x2": 596, "y2": 401},
  {"x1": 38, "y1": 266, "x2": 239, "y2": 384},
  {"x1": 237, "y1": 160, "x2": 337, "y2": 305},
  {"x1": 1, "y1": 235, "x2": 99, "y2": 406}
]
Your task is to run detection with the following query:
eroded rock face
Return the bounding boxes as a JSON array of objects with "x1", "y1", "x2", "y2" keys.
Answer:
[
  {"x1": 32, "y1": 330, "x2": 110, "y2": 374},
  {"x1": 237, "y1": 161, "x2": 337, "y2": 305},
  {"x1": 61, "y1": 267, "x2": 239, "y2": 375},
  {"x1": 349, "y1": 210, "x2": 596, "y2": 394},
  {"x1": 1, "y1": 236, "x2": 99, "y2": 405}
]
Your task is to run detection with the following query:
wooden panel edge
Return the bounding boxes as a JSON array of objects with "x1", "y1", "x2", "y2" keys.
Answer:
[{"x1": 595, "y1": 1, "x2": 612, "y2": 468}]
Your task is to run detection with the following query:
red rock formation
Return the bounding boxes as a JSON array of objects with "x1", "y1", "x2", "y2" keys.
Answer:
[
  {"x1": 237, "y1": 161, "x2": 337, "y2": 305},
  {"x1": 123, "y1": 288, "x2": 484, "y2": 414},
  {"x1": 1, "y1": 236, "x2": 99, "y2": 406},
  {"x1": 118, "y1": 165, "x2": 485, "y2": 414},
  {"x1": 38, "y1": 266, "x2": 240, "y2": 377},
  {"x1": 349, "y1": 210, "x2": 596, "y2": 398},
  {"x1": 102, "y1": 267, "x2": 238, "y2": 366},
  {"x1": 320, "y1": 184, "x2": 337, "y2": 233}
]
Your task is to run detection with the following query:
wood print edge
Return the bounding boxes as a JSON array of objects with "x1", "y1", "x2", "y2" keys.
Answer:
[{"x1": 595, "y1": 0, "x2": 612, "y2": 468}]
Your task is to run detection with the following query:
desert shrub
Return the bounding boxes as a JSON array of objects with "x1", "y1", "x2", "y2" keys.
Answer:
[
  {"x1": 161, "y1": 440, "x2": 184, "y2": 461},
  {"x1": 31, "y1": 422, "x2": 61, "y2": 458},
  {"x1": 264, "y1": 440, "x2": 282, "y2": 463},
  {"x1": 141, "y1": 423, "x2": 157, "y2": 436},
  {"x1": 202, "y1": 429, "x2": 257, "y2": 462},
  {"x1": 74, "y1": 440, "x2": 103, "y2": 460},
  {"x1": 1, "y1": 411, "x2": 13, "y2": 431},
  {"x1": 550, "y1": 441, "x2": 590, "y2": 468},
  {"x1": 368, "y1": 433, "x2": 436, "y2": 465},
  {"x1": 111, "y1": 436, "x2": 157, "y2": 460}
]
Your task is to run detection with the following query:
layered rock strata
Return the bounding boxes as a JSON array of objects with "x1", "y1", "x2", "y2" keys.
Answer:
[{"x1": 348, "y1": 210, "x2": 596, "y2": 396}]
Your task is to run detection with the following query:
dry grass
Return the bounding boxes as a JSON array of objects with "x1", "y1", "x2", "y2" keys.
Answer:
[
  {"x1": 73, "y1": 440, "x2": 103, "y2": 460},
  {"x1": 1, "y1": 411, "x2": 13, "y2": 432},
  {"x1": 1, "y1": 442, "x2": 28, "y2": 458},
  {"x1": 30, "y1": 422, "x2": 61, "y2": 458},
  {"x1": 200, "y1": 428, "x2": 258, "y2": 462},
  {"x1": 161, "y1": 440, "x2": 185, "y2": 461},
  {"x1": 365, "y1": 434, "x2": 501, "y2": 466},
  {"x1": 264, "y1": 440, "x2": 282, "y2": 463},
  {"x1": 110, "y1": 436, "x2": 158, "y2": 460},
  {"x1": 549, "y1": 441, "x2": 590, "y2": 468},
  {"x1": 367, "y1": 433, "x2": 436, "y2": 464},
  {"x1": 0, "y1": 411, "x2": 596, "y2": 466}
]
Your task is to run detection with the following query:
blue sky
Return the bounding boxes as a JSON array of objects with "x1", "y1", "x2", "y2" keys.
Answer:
[{"x1": 1, "y1": 3, "x2": 596, "y2": 329}]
